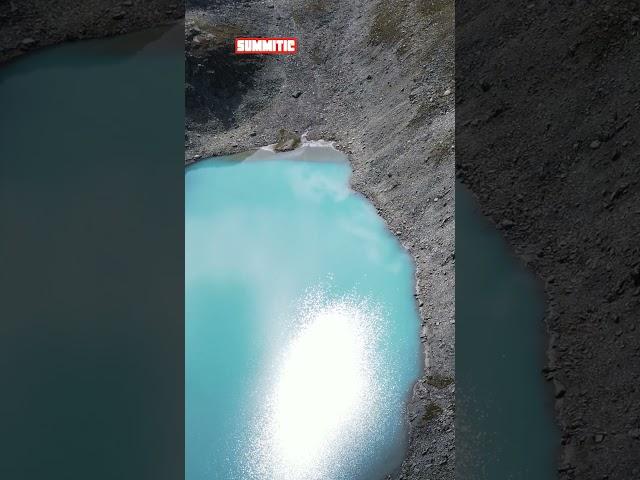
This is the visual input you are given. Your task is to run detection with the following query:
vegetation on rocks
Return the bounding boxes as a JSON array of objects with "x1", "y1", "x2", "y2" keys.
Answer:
[
  {"x1": 423, "y1": 402, "x2": 444, "y2": 422},
  {"x1": 274, "y1": 129, "x2": 301, "y2": 152},
  {"x1": 426, "y1": 374, "x2": 454, "y2": 389}
]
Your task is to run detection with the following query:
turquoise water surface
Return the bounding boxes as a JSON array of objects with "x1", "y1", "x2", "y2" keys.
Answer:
[{"x1": 185, "y1": 147, "x2": 421, "y2": 480}]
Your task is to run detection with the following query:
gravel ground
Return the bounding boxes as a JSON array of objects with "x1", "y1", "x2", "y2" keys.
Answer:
[
  {"x1": 185, "y1": 1, "x2": 455, "y2": 478},
  {"x1": 457, "y1": 1, "x2": 640, "y2": 478},
  {"x1": 0, "y1": 0, "x2": 182, "y2": 65}
]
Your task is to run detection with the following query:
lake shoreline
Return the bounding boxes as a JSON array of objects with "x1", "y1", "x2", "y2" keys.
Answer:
[{"x1": 0, "y1": 1, "x2": 182, "y2": 66}]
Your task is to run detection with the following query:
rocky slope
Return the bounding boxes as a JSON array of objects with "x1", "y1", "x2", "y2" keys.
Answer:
[
  {"x1": 185, "y1": 0, "x2": 455, "y2": 478},
  {"x1": 0, "y1": 0, "x2": 182, "y2": 64},
  {"x1": 457, "y1": 1, "x2": 640, "y2": 478}
]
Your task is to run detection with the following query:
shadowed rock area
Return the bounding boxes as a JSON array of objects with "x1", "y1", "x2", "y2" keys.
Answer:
[{"x1": 185, "y1": 1, "x2": 454, "y2": 478}]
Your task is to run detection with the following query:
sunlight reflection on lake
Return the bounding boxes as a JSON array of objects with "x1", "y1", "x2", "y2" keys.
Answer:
[{"x1": 186, "y1": 147, "x2": 421, "y2": 480}]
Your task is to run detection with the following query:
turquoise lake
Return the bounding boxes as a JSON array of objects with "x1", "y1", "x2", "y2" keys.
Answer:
[
  {"x1": 185, "y1": 147, "x2": 421, "y2": 480},
  {"x1": 456, "y1": 185, "x2": 559, "y2": 479}
]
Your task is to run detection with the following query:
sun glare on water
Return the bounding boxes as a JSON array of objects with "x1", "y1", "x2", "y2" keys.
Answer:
[{"x1": 248, "y1": 296, "x2": 384, "y2": 479}]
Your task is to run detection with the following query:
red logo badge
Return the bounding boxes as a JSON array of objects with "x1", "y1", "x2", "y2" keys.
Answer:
[{"x1": 235, "y1": 37, "x2": 298, "y2": 54}]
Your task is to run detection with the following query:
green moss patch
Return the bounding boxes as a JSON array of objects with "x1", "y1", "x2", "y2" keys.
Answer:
[
  {"x1": 426, "y1": 374, "x2": 454, "y2": 389},
  {"x1": 423, "y1": 402, "x2": 444, "y2": 423},
  {"x1": 369, "y1": 1, "x2": 408, "y2": 45},
  {"x1": 417, "y1": 0, "x2": 452, "y2": 18}
]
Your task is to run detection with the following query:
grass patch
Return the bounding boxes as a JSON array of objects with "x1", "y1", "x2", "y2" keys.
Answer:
[
  {"x1": 369, "y1": 1, "x2": 407, "y2": 45},
  {"x1": 189, "y1": 19, "x2": 244, "y2": 48},
  {"x1": 192, "y1": 19, "x2": 242, "y2": 37},
  {"x1": 369, "y1": 0, "x2": 452, "y2": 46},
  {"x1": 426, "y1": 374, "x2": 454, "y2": 389},
  {"x1": 417, "y1": 0, "x2": 451, "y2": 17},
  {"x1": 423, "y1": 402, "x2": 443, "y2": 423}
]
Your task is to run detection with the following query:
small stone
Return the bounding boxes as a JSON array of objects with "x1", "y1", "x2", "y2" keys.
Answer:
[
  {"x1": 553, "y1": 379, "x2": 566, "y2": 398},
  {"x1": 501, "y1": 219, "x2": 515, "y2": 229},
  {"x1": 249, "y1": 132, "x2": 257, "y2": 137},
  {"x1": 20, "y1": 38, "x2": 36, "y2": 48},
  {"x1": 629, "y1": 428, "x2": 640, "y2": 439},
  {"x1": 443, "y1": 88, "x2": 451, "y2": 96},
  {"x1": 590, "y1": 140, "x2": 601, "y2": 149},
  {"x1": 558, "y1": 463, "x2": 573, "y2": 473},
  {"x1": 113, "y1": 11, "x2": 125, "y2": 20},
  {"x1": 292, "y1": 91, "x2": 303, "y2": 98},
  {"x1": 122, "y1": 0, "x2": 134, "y2": 6},
  {"x1": 594, "y1": 434, "x2": 604, "y2": 443},
  {"x1": 632, "y1": 15, "x2": 640, "y2": 25}
]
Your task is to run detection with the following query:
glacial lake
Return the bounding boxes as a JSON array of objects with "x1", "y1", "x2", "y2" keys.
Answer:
[
  {"x1": 185, "y1": 146, "x2": 421, "y2": 480},
  {"x1": 456, "y1": 184, "x2": 559, "y2": 479}
]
